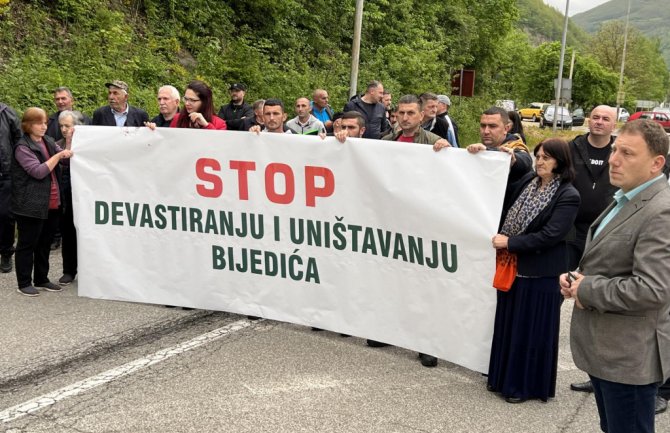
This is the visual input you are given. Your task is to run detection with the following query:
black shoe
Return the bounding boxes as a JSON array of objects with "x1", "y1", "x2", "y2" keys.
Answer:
[
  {"x1": 656, "y1": 396, "x2": 668, "y2": 415},
  {"x1": 486, "y1": 383, "x2": 496, "y2": 392},
  {"x1": 418, "y1": 353, "x2": 438, "y2": 367},
  {"x1": 36, "y1": 282, "x2": 62, "y2": 292},
  {"x1": 570, "y1": 380, "x2": 594, "y2": 393},
  {"x1": 505, "y1": 396, "x2": 527, "y2": 404},
  {"x1": 0, "y1": 255, "x2": 11, "y2": 273},
  {"x1": 17, "y1": 286, "x2": 39, "y2": 297},
  {"x1": 366, "y1": 339, "x2": 389, "y2": 348},
  {"x1": 58, "y1": 274, "x2": 75, "y2": 285}
]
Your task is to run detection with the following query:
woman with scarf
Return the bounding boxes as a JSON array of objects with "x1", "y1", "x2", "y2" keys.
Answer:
[{"x1": 487, "y1": 138, "x2": 580, "y2": 403}]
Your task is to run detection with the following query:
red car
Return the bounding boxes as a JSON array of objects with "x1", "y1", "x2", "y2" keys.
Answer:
[{"x1": 628, "y1": 111, "x2": 670, "y2": 132}]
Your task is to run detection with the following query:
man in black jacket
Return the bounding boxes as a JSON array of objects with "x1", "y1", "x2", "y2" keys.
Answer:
[
  {"x1": 92, "y1": 80, "x2": 149, "y2": 127},
  {"x1": 0, "y1": 102, "x2": 22, "y2": 273},
  {"x1": 566, "y1": 105, "x2": 618, "y2": 270},
  {"x1": 46, "y1": 87, "x2": 91, "y2": 141},
  {"x1": 437, "y1": 95, "x2": 459, "y2": 147},
  {"x1": 218, "y1": 83, "x2": 253, "y2": 131},
  {"x1": 343, "y1": 81, "x2": 388, "y2": 139},
  {"x1": 420, "y1": 93, "x2": 454, "y2": 145}
]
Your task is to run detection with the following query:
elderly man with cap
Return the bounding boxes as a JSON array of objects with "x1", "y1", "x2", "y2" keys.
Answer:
[
  {"x1": 437, "y1": 95, "x2": 459, "y2": 148},
  {"x1": 92, "y1": 80, "x2": 149, "y2": 127},
  {"x1": 217, "y1": 83, "x2": 253, "y2": 131}
]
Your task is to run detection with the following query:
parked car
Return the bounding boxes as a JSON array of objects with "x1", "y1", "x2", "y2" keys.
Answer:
[
  {"x1": 496, "y1": 99, "x2": 517, "y2": 112},
  {"x1": 617, "y1": 107, "x2": 630, "y2": 122},
  {"x1": 572, "y1": 108, "x2": 585, "y2": 127},
  {"x1": 540, "y1": 105, "x2": 572, "y2": 129},
  {"x1": 628, "y1": 111, "x2": 670, "y2": 132},
  {"x1": 518, "y1": 102, "x2": 546, "y2": 122}
]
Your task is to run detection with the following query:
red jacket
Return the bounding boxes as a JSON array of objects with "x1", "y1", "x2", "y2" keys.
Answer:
[{"x1": 169, "y1": 113, "x2": 227, "y2": 130}]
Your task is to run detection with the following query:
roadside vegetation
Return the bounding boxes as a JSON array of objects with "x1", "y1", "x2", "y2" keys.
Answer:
[{"x1": 0, "y1": 0, "x2": 667, "y2": 146}]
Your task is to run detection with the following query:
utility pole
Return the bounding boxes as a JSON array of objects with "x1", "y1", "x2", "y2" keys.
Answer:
[
  {"x1": 568, "y1": 50, "x2": 576, "y2": 111},
  {"x1": 349, "y1": 0, "x2": 364, "y2": 99},
  {"x1": 615, "y1": 0, "x2": 631, "y2": 122},
  {"x1": 553, "y1": 0, "x2": 570, "y2": 132},
  {"x1": 568, "y1": 51, "x2": 576, "y2": 81}
]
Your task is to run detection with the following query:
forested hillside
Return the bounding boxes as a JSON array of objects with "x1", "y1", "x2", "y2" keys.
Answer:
[
  {"x1": 516, "y1": 0, "x2": 589, "y2": 48},
  {"x1": 0, "y1": 0, "x2": 518, "y2": 119},
  {"x1": 573, "y1": 0, "x2": 670, "y2": 68},
  {"x1": 0, "y1": 0, "x2": 667, "y2": 134}
]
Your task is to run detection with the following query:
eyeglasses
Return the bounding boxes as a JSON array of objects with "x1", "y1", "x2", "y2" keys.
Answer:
[{"x1": 183, "y1": 97, "x2": 200, "y2": 103}]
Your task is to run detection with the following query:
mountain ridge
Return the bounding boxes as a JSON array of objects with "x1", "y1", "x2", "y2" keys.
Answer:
[{"x1": 572, "y1": 0, "x2": 670, "y2": 67}]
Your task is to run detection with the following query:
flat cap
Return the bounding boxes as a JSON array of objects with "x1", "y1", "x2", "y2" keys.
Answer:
[
  {"x1": 105, "y1": 80, "x2": 129, "y2": 93},
  {"x1": 437, "y1": 95, "x2": 451, "y2": 106}
]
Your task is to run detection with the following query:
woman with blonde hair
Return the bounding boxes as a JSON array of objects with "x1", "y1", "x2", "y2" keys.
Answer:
[{"x1": 12, "y1": 107, "x2": 72, "y2": 296}]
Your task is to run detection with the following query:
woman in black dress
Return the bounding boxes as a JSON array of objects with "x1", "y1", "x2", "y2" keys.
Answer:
[{"x1": 487, "y1": 138, "x2": 580, "y2": 403}]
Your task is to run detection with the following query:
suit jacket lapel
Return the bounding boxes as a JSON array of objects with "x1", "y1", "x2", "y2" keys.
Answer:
[
  {"x1": 126, "y1": 107, "x2": 135, "y2": 126},
  {"x1": 104, "y1": 109, "x2": 115, "y2": 126},
  {"x1": 583, "y1": 178, "x2": 666, "y2": 257}
]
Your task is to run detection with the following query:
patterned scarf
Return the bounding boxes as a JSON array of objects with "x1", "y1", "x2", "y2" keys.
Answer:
[{"x1": 501, "y1": 176, "x2": 561, "y2": 237}]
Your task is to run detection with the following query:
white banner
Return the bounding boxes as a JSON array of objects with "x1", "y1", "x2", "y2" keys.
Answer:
[{"x1": 71, "y1": 126, "x2": 510, "y2": 373}]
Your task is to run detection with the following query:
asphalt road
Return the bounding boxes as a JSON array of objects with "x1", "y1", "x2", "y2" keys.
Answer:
[{"x1": 1, "y1": 250, "x2": 668, "y2": 433}]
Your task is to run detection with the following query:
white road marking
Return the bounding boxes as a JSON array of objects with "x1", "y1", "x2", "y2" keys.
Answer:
[{"x1": 0, "y1": 319, "x2": 253, "y2": 424}]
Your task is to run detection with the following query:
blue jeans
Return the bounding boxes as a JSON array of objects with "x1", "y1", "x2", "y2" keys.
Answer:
[{"x1": 590, "y1": 375, "x2": 658, "y2": 433}]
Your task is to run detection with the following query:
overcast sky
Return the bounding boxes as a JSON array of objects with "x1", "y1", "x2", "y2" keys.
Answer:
[{"x1": 543, "y1": 0, "x2": 610, "y2": 16}]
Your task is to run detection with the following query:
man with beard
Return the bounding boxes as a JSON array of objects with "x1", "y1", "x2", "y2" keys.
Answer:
[
  {"x1": 343, "y1": 80, "x2": 388, "y2": 139},
  {"x1": 218, "y1": 83, "x2": 253, "y2": 131},
  {"x1": 420, "y1": 93, "x2": 454, "y2": 146},
  {"x1": 249, "y1": 99, "x2": 292, "y2": 134}
]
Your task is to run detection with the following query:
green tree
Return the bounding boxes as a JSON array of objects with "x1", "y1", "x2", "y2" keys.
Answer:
[
  {"x1": 519, "y1": 42, "x2": 619, "y2": 110},
  {"x1": 589, "y1": 20, "x2": 670, "y2": 101}
]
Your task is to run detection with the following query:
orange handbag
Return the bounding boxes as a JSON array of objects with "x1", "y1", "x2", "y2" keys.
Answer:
[{"x1": 493, "y1": 248, "x2": 517, "y2": 292}]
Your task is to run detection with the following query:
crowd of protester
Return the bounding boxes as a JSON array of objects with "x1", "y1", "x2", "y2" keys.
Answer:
[
  {"x1": 0, "y1": 78, "x2": 462, "y2": 293},
  {"x1": 1, "y1": 77, "x2": 670, "y2": 433}
]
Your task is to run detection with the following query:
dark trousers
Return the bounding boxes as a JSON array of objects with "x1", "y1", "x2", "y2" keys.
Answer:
[
  {"x1": 590, "y1": 375, "x2": 658, "y2": 433},
  {"x1": 0, "y1": 179, "x2": 15, "y2": 256},
  {"x1": 658, "y1": 378, "x2": 670, "y2": 401},
  {"x1": 61, "y1": 190, "x2": 77, "y2": 276},
  {"x1": 0, "y1": 214, "x2": 15, "y2": 257},
  {"x1": 15, "y1": 210, "x2": 60, "y2": 288}
]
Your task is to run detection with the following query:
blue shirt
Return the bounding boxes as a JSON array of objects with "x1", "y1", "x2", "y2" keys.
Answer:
[
  {"x1": 312, "y1": 105, "x2": 332, "y2": 123},
  {"x1": 112, "y1": 104, "x2": 129, "y2": 127},
  {"x1": 593, "y1": 175, "x2": 664, "y2": 238}
]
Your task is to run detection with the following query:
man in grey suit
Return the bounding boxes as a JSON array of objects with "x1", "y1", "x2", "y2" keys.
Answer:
[{"x1": 561, "y1": 119, "x2": 670, "y2": 433}]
